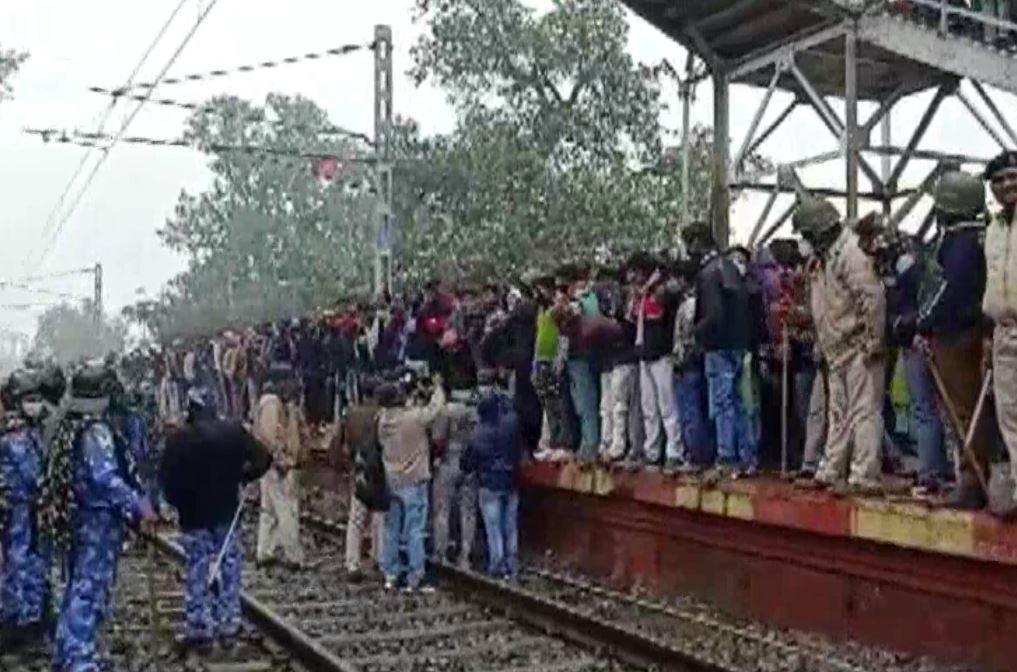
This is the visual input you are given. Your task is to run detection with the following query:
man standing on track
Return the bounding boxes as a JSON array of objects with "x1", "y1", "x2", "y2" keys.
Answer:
[
  {"x1": 254, "y1": 366, "x2": 306, "y2": 570},
  {"x1": 0, "y1": 369, "x2": 51, "y2": 651},
  {"x1": 160, "y1": 387, "x2": 271, "y2": 652},
  {"x1": 377, "y1": 376, "x2": 445, "y2": 592},
  {"x1": 342, "y1": 377, "x2": 387, "y2": 580},
  {"x1": 46, "y1": 361, "x2": 157, "y2": 672}
]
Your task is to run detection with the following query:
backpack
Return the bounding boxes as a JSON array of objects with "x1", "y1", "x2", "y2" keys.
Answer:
[{"x1": 353, "y1": 414, "x2": 391, "y2": 512}]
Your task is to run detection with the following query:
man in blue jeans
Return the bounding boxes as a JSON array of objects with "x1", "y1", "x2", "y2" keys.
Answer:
[
  {"x1": 560, "y1": 264, "x2": 601, "y2": 464},
  {"x1": 376, "y1": 377, "x2": 446, "y2": 592},
  {"x1": 684, "y1": 222, "x2": 757, "y2": 477},
  {"x1": 464, "y1": 375, "x2": 521, "y2": 579}
]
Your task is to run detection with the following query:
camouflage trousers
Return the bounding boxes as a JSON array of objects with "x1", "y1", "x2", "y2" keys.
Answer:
[
  {"x1": 257, "y1": 469, "x2": 303, "y2": 566},
  {"x1": 182, "y1": 525, "x2": 241, "y2": 642},
  {"x1": 53, "y1": 510, "x2": 124, "y2": 672},
  {"x1": 431, "y1": 467, "x2": 477, "y2": 566},
  {"x1": 1, "y1": 504, "x2": 48, "y2": 626}
]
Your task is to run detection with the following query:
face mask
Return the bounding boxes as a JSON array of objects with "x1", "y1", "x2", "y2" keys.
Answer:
[{"x1": 798, "y1": 239, "x2": 814, "y2": 258}]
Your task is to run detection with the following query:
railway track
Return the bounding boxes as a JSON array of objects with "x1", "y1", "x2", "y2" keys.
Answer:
[
  {"x1": 6, "y1": 505, "x2": 959, "y2": 672},
  {"x1": 298, "y1": 510, "x2": 962, "y2": 672},
  {"x1": 8, "y1": 517, "x2": 725, "y2": 672}
]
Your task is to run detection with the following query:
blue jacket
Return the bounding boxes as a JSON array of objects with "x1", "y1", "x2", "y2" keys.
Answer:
[
  {"x1": 918, "y1": 224, "x2": 986, "y2": 336},
  {"x1": 463, "y1": 393, "x2": 520, "y2": 492},
  {"x1": 0, "y1": 427, "x2": 43, "y2": 504},
  {"x1": 73, "y1": 422, "x2": 143, "y2": 521}
]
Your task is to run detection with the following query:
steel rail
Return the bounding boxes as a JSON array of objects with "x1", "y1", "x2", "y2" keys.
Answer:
[
  {"x1": 298, "y1": 513, "x2": 737, "y2": 672},
  {"x1": 148, "y1": 532, "x2": 358, "y2": 672}
]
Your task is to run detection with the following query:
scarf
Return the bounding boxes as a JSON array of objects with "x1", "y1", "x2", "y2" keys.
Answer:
[{"x1": 37, "y1": 412, "x2": 102, "y2": 555}]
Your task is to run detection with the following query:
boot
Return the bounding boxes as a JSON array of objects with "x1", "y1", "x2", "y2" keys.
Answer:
[
  {"x1": 0, "y1": 623, "x2": 27, "y2": 652},
  {"x1": 941, "y1": 476, "x2": 987, "y2": 512}
]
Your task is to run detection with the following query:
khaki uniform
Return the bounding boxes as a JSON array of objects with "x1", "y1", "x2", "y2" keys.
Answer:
[
  {"x1": 810, "y1": 228, "x2": 886, "y2": 487},
  {"x1": 984, "y1": 208, "x2": 1017, "y2": 497},
  {"x1": 255, "y1": 394, "x2": 305, "y2": 565}
]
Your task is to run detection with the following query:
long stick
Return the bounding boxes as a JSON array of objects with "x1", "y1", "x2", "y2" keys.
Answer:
[
  {"x1": 924, "y1": 354, "x2": 990, "y2": 495},
  {"x1": 208, "y1": 498, "x2": 244, "y2": 589},
  {"x1": 780, "y1": 325, "x2": 789, "y2": 479}
]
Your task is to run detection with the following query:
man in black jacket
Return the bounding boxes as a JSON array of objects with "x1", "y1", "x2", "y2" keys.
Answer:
[
  {"x1": 160, "y1": 387, "x2": 272, "y2": 651},
  {"x1": 684, "y1": 222, "x2": 757, "y2": 477},
  {"x1": 342, "y1": 377, "x2": 386, "y2": 579},
  {"x1": 917, "y1": 170, "x2": 992, "y2": 509}
]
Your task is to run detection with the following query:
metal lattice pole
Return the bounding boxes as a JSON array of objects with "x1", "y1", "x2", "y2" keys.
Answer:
[{"x1": 373, "y1": 25, "x2": 393, "y2": 298}]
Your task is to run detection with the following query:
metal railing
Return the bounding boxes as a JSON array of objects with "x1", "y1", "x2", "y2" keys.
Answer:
[{"x1": 881, "y1": 0, "x2": 1017, "y2": 44}]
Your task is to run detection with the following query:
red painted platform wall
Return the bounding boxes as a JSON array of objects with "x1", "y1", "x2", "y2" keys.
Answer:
[{"x1": 521, "y1": 485, "x2": 1017, "y2": 671}]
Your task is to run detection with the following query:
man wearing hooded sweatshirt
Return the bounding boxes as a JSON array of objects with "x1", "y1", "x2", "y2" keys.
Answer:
[{"x1": 463, "y1": 374, "x2": 521, "y2": 579}]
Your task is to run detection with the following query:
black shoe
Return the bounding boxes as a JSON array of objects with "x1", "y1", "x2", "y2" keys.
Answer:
[
  {"x1": 346, "y1": 568, "x2": 364, "y2": 584},
  {"x1": 941, "y1": 484, "x2": 987, "y2": 511},
  {"x1": 218, "y1": 633, "x2": 239, "y2": 651},
  {"x1": 174, "y1": 635, "x2": 214, "y2": 656},
  {"x1": 0, "y1": 624, "x2": 27, "y2": 652}
]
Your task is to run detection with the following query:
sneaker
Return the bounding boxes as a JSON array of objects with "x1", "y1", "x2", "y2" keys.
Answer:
[
  {"x1": 534, "y1": 448, "x2": 555, "y2": 462},
  {"x1": 662, "y1": 458, "x2": 682, "y2": 476},
  {"x1": 403, "y1": 582, "x2": 436, "y2": 594},
  {"x1": 384, "y1": 576, "x2": 398, "y2": 591},
  {"x1": 346, "y1": 568, "x2": 364, "y2": 584}
]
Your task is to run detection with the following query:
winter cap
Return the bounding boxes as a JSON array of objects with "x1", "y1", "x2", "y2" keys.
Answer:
[{"x1": 984, "y1": 150, "x2": 1017, "y2": 180}]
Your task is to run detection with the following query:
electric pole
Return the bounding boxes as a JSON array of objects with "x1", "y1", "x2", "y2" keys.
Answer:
[
  {"x1": 93, "y1": 263, "x2": 103, "y2": 323},
  {"x1": 374, "y1": 25, "x2": 394, "y2": 298}
]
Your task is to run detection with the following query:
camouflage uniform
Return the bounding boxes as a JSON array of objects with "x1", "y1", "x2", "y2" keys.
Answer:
[
  {"x1": 53, "y1": 423, "x2": 143, "y2": 672},
  {"x1": 0, "y1": 425, "x2": 48, "y2": 628},
  {"x1": 430, "y1": 397, "x2": 479, "y2": 566},
  {"x1": 182, "y1": 525, "x2": 241, "y2": 641}
]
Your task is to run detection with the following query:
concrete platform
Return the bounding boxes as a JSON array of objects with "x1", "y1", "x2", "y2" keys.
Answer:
[{"x1": 520, "y1": 462, "x2": 1017, "y2": 671}]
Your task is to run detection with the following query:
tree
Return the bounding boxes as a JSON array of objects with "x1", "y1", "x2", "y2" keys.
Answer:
[
  {"x1": 389, "y1": 0, "x2": 736, "y2": 284},
  {"x1": 155, "y1": 94, "x2": 378, "y2": 336},
  {"x1": 32, "y1": 302, "x2": 126, "y2": 364},
  {"x1": 0, "y1": 44, "x2": 27, "y2": 101}
]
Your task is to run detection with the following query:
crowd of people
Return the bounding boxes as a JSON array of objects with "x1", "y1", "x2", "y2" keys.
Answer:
[{"x1": 3, "y1": 151, "x2": 1017, "y2": 671}]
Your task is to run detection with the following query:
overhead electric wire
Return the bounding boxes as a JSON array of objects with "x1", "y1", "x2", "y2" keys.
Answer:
[
  {"x1": 111, "y1": 41, "x2": 374, "y2": 91},
  {"x1": 33, "y1": 0, "x2": 224, "y2": 270},
  {"x1": 84, "y1": 87, "x2": 375, "y2": 145},
  {"x1": 25, "y1": 128, "x2": 380, "y2": 189},
  {"x1": 33, "y1": 0, "x2": 224, "y2": 271},
  {"x1": 29, "y1": 0, "x2": 192, "y2": 272}
]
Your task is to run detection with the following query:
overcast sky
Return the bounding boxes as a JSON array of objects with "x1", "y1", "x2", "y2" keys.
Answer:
[{"x1": 0, "y1": 0, "x2": 1011, "y2": 341}]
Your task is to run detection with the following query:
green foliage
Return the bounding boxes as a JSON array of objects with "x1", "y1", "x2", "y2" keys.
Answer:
[
  {"x1": 134, "y1": 0, "x2": 771, "y2": 328},
  {"x1": 0, "y1": 44, "x2": 27, "y2": 101},
  {"x1": 152, "y1": 94, "x2": 377, "y2": 337},
  {"x1": 32, "y1": 302, "x2": 126, "y2": 364},
  {"x1": 392, "y1": 0, "x2": 719, "y2": 284}
]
